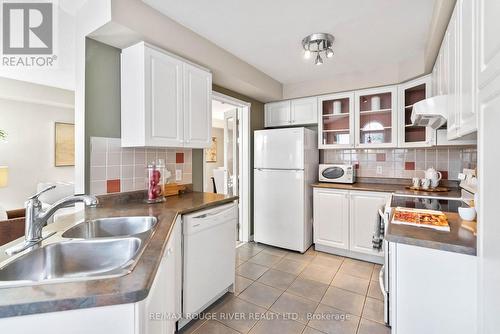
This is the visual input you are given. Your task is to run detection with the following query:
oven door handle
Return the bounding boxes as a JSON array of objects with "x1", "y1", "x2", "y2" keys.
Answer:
[{"x1": 379, "y1": 265, "x2": 386, "y2": 293}]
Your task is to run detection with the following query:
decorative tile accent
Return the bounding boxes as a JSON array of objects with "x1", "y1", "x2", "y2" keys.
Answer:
[
  {"x1": 90, "y1": 137, "x2": 193, "y2": 195},
  {"x1": 176, "y1": 152, "x2": 184, "y2": 163},
  {"x1": 376, "y1": 153, "x2": 386, "y2": 162},
  {"x1": 106, "y1": 179, "x2": 120, "y2": 193},
  {"x1": 322, "y1": 147, "x2": 477, "y2": 180}
]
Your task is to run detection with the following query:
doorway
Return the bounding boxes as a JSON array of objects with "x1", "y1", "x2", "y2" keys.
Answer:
[{"x1": 204, "y1": 92, "x2": 251, "y2": 244}]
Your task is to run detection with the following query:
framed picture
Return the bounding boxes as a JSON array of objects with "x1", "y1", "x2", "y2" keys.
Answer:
[
  {"x1": 205, "y1": 137, "x2": 217, "y2": 162},
  {"x1": 55, "y1": 122, "x2": 75, "y2": 167}
]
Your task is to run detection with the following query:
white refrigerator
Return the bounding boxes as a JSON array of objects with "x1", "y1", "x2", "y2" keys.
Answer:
[{"x1": 254, "y1": 127, "x2": 318, "y2": 253}]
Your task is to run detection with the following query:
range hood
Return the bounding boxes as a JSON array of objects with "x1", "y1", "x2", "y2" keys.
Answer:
[{"x1": 411, "y1": 95, "x2": 448, "y2": 129}]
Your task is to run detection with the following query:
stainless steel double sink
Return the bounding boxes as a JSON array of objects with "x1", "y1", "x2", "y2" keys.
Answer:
[{"x1": 0, "y1": 216, "x2": 158, "y2": 286}]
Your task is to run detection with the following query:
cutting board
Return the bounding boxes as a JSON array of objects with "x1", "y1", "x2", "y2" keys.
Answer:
[{"x1": 163, "y1": 183, "x2": 186, "y2": 197}]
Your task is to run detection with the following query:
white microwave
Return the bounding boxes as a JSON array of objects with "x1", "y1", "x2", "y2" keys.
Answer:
[{"x1": 319, "y1": 164, "x2": 356, "y2": 184}]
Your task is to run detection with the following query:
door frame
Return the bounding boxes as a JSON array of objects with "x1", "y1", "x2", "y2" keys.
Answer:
[{"x1": 204, "y1": 91, "x2": 251, "y2": 242}]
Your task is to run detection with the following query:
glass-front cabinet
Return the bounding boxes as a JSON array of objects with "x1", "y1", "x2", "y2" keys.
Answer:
[
  {"x1": 398, "y1": 75, "x2": 434, "y2": 147},
  {"x1": 354, "y1": 86, "x2": 398, "y2": 148},
  {"x1": 318, "y1": 92, "x2": 355, "y2": 149}
]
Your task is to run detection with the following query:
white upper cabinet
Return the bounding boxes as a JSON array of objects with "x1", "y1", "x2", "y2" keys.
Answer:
[
  {"x1": 355, "y1": 86, "x2": 398, "y2": 148},
  {"x1": 183, "y1": 63, "x2": 212, "y2": 148},
  {"x1": 318, "y1": 92, "x2": 355, "y2": 149},
  {"x1": 265, "y1": 97, "x2": 317, "y2": 127},
  {"x1": 398, "y1": 75, "x2": 434, "y2": 147},
  {"x1": 291, "y1": 97, "x2": 318, "y2": 125},
  {"x1": 121, "y1": 42, "x2": 212, "y2": 148},
  {"x1": 446, "y1": 6, "x2": 460, "y2": 140}
]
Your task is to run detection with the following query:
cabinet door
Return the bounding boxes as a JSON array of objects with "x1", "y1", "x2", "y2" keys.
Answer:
[
  {"x1": 183, "y1": 63, "x2": 212, "y2": 148},
  {"x1": 318, "y1": 92, "x2": 355, "y2": 149},
  {"x1": 355, "y1": 86, "x2": 398, "y2": 148},
  {"x1": 447, "y1": 7, "x2": 460, "y2": 140},
  {"x1": 291, "y1": 97, "x2": 318, "y2": 125},
  {"x1": 145, "y1": 47, "x2": 184, "y2": 147},
  {"x1": 349, "y1": 191, "x2": 389, "y2": 257},
  {"x1": 313, "y1": 188, "x2": 349, "y2": 250},
  {"x1": 265, "y1": 101, "x2": 291, "y2": 127},
  {"x1": 457, "y1": 0, "x2": 477, "y2": 137},
  {"x1": 398, "y1": 76, "x2": 434, "y2": 147}
]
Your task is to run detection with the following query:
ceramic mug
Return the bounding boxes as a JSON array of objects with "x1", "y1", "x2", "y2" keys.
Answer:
[
  {"x1": 412, "y1": 177, "x2": 420, "y2": 188},
  {"x1": 421, "y1": 178, "x2": 431, "y2": 190},
  {"x1": 333, "y1": 101, "x2": 342, "y2": 115},
  {"x1": 371, "y1": 96, "x2": 381, "y2": 111}
]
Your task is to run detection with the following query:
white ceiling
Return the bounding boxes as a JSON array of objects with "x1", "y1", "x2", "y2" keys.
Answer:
[{"x1": 143, "y1": 0, "x2": 436, "y2": 85}]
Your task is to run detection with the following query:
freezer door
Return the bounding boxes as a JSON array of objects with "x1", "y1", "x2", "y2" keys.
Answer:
[
  {"x1": 254, "y1": 169, "x2": 305, "y2": 252},
  {"x1": 254, "y1": 128, "x2": 304, "y2": 169}
]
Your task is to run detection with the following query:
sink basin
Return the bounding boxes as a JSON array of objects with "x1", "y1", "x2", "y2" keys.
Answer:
[
  {"x1": 0, "y1": 238, "x2": 141, "y2": 282},
  {"x1": 62, "y1": 216, "x2": 157, "y2": 239}
]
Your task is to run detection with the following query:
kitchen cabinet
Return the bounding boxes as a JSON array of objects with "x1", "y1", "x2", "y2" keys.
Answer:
[
  {"x1": 318, "y1": 92, "x2": 355, "y2": 149},
  {"x1": 121, "y1": 42, "x2": 212, "y2": 148},
  {"x1": 398, "y1": 76, "x2": 435, "y2": 147},
  {"x1": 349, "y1": 191, "x2": 390, "y2": 256},
  {"x1": 313, "y1": 188, "x2": 387, "y2": 263},
  {"x1": 265, "y1": 97, "x2": 317, "y2": 127},
  {"x1": 446, "y1": 6, "x2": 460, "y2": 140},
  {"x1": 391, "y1": 243, "x2": 476, "y2": 334},
  {"x1": 313, "y1": 188, "x2": 349, "y2": 250},
  {"x1": 355, "y1": 86, "x2": 398, "y2": 148}
]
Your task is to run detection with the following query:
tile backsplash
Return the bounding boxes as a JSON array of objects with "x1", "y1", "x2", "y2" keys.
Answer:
[
  {"x1": 90, "y1": 137, "x2": 192, "y2": 195},
  {"x1": 321, "y1": 147, "x2": 477, "y2": 180}
]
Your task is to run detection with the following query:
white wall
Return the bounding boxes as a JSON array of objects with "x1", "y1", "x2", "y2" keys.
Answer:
[
  {"x1": 0, "y1": 81, "x2": 74, "y2": 210},
  {"x1": 204, "y1": 127, "x2": 224, "y2": 192}
]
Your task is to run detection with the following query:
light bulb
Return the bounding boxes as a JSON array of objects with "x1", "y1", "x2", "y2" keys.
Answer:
[
  {"x1": 315, "y1": 54, "x2": 323, "y2": 66},
  {"x1": 304, "y1": 49, "x2": 311, "y2": 59},
  {"x1": 326, "y1": 48, "x2": 334, "y2": 58}
]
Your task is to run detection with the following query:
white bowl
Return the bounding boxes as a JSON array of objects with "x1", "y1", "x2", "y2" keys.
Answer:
[{"x1": 458, "y1": 207, "x2": 476, "y2": 221}]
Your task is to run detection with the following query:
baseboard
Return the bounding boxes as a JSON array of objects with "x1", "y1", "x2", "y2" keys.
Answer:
[{"x1": 314, "y1": 244, "x2": 384, "y2": 265}]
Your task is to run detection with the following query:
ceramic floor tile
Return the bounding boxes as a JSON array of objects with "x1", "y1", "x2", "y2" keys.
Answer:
[
  {"x1": 307, "y1": 304, "x2": 360, "y2": 334},
  {"x1": 249, "y1": 314, "x2": 305, "y2": 334},
  {"x1": 269, "y1": 292, "x2": 318, "y2": 324},
  {"x1": 371, "y1": 264, "x2": 382, "y2": 282},
  {"x1": 339, "y1": 259, "x2": 374, "y2": 280},
  {"x1": 320, "y1": 286, "x2": 365, "y2": 316},
  {"x1": 214, "y1": 296, "x2": 266, "y2": 333},
  {"x1": 284, "y1": 252, "x2": 315, "y2": 263},
  {"x1": 177, "y1": 318, "x2": 206, "y2": 334},
  {"x1": 286, "y1": 277, "x2": 329, "y2": 302},
  {"x1": 192, "y1": 320, "x2": 240, "y2": 334},
  {"x1": 260, "y1": 246, "x2": 290, "y2": 257},
  {"x1": 235, "y1": 275, "x2": 254, "y2": 295},
  {"x1": 272, "y1": 258, "x2": 308, "y2": 275},
  {"x1": 237, "y1": 247, "x2": 261, "y2": 261},
  {"x1": 248, "y1": 252, "x2": 282, "y2": 267},
  {"x1": 362, "y1": 297, "x2": 385, "y2": 324},
  {"x1": 300, "y1": 264, "x2": 338, "y2": 285},
  {"x1": 257, "y1": 269, "x2": 297, "y2": 290},
  {"x1": 367, "y1": 280, "x2": 384, "y2": 300},
  {"x1": 236, "y1": 262, "x2": 269, "y2": 280},
  {"x1": 302, "y1": 326, "x2": 325, "y2": 334},
  {"x1": 357, "y1": 318, "x2": 390, "y2": 334},
  {"x1": 238, "y1": 281, "x2": 283, "y2": 309},
  {"x1": 312, "y1": 253, "x2": 344, "y2": 268},
  {"x1": 331, "y1": 273, "x2": 370, "y2": 295}
]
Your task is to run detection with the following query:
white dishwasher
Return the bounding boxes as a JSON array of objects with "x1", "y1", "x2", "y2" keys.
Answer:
[{"x1": 181, "y1": 202, "x2": 237, "y2": 321}]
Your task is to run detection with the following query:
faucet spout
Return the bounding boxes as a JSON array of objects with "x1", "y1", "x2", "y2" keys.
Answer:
[{"x1": 40, "y1": 194, "x2": 99, "y2": 221}]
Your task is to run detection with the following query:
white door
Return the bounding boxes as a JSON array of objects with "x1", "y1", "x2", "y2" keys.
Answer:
[
  {"x1": 183, "y1": 63, "x2": 212, "y2": 148},
  {"x1": 458, "y1": 0, "x2": 477, "y2": 137},
  {"x1": 265, "y1": 101, "x2": 291, "y2": 127},
  {"x1": 313, "y1": 188, "x2": 349, "y2": 250},
  {"x1": 477, "y1": 0, "x2": 500, "y2": 332},
  {"x1": 349, "y1": 191, "x2": 389, "y2": 257},
  {"x1": 254, "y1": 169, "x2": 304, "y2": 252},
  {"x1": 254, "y1": 128, "x2": 304, "y2": 169},
  {"x1": 145, "y1": 47, "x2": 184, "y2": 147},
  {"x1": 291, "y1": 97, "x2": 318, "y2": 125},
  {"x1": 223, "y1": 109, "x2": 239, "y2": 197}
]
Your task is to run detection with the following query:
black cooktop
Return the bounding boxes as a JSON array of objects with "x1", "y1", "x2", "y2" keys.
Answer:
[{"x1": 391, "y1": 195, "x2": 463, "y2": 213}]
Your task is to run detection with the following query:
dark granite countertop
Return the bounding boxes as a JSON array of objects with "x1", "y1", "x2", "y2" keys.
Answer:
[
  {"x1": 0, "y1": 191, "x2": 237, "y2": 318},
  {"x1": 311, "y1": 182, "x2": 462, "y2": 199},
  {"x1": 386, "y1": 210, "x2": 477, "y2": 256}
]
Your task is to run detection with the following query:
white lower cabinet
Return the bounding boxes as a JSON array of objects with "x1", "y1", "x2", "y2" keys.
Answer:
[
  {"x1": 313, "y1": 188, "x2": 388, "y2": 263},
  {"x1": 349, "y1": 191, "x2": 389, "y2": 256},
  {"x1": 313, "y1": 188, "x2": 349, "y2": 250}
]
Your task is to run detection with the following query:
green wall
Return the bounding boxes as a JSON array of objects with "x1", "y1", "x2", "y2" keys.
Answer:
[{"x1": 84, "y1": 38, "x2": 122, "y2": 193}]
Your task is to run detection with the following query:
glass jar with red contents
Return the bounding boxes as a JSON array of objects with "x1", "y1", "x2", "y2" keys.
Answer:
[{"x1": 145, "y1": 160, "x2": 166, "y2": 203}]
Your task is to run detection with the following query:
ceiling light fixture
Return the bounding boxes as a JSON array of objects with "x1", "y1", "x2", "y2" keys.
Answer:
[{"x1": 302, "y1": 33, "x2": 335, "y2": 65}]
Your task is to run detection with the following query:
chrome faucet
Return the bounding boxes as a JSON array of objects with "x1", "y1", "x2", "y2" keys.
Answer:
[{"x1": 5, "y1": 186, "x2": 99, "y2": 255}]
